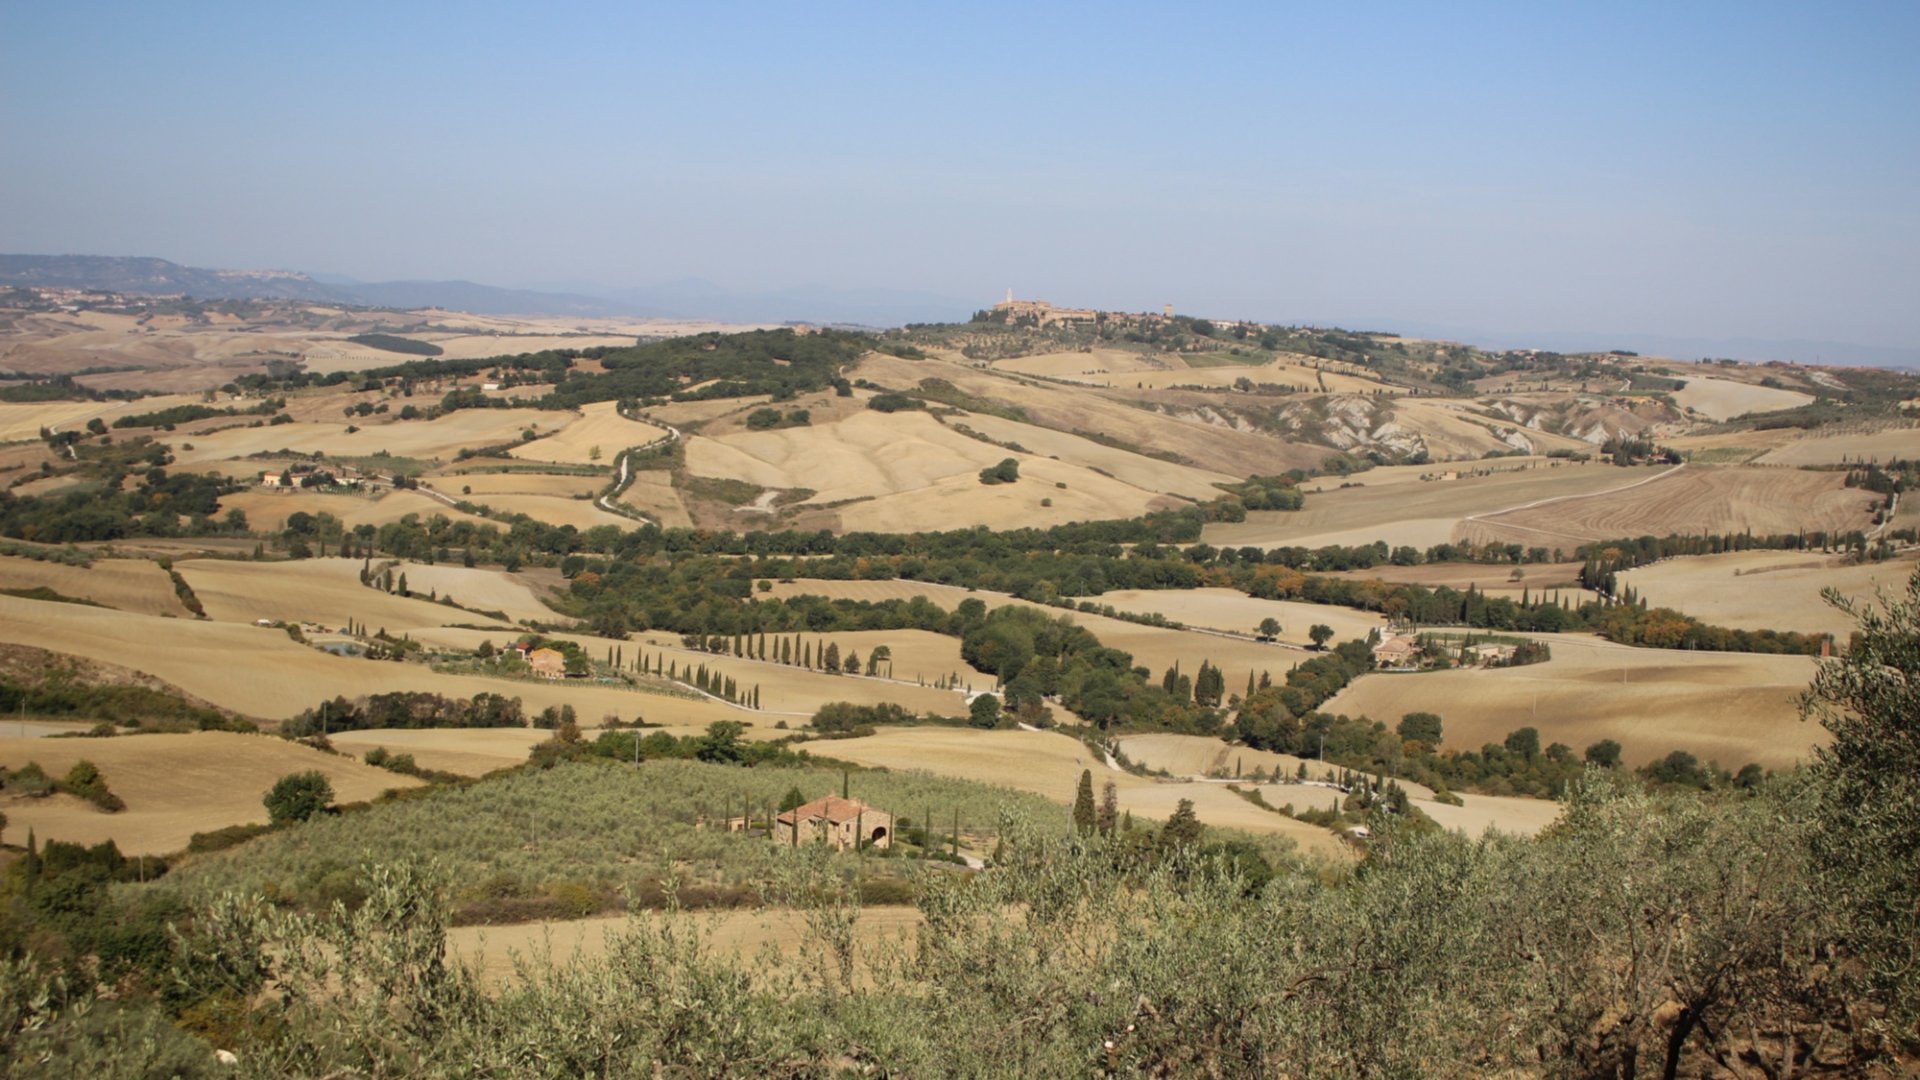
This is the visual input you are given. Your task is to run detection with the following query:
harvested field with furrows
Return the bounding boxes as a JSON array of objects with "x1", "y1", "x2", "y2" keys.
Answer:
[
  {"x1": 1619, "y1": 550, "x2": 1920, "y2": 637},
  {"x1": 1204, "y1": 461, "x2": 1662, "y2": 551},
  {"x1": 370, "y1": 561, "x2": 562, "y2": 624},
  {"x1": 0, "y1": 395, "x2": 206, "y2": 441},
  {"x1": 0, "y1": 730, "x2": 421, "y2": 855},
  {"x1": 215, "y1": 489, "x2": 494, "y2": 532},
  {"x1": 1753, "y1": 426, "x2": 1920, "y2": 466},
  {"x1": 407, "y1": 625, "x2": 974, "y2": 719},
  {"x1": 685, "y1": 408, "x2": 1217, "y2": 533},
  {"x1": 326, "y1": 727, "x2": 555, "y2": 776},
  {"x1": 992, "y1": 349, "x2": 1400, "y2": 395},
  {"x1": 1459, "y1": 466, "x2": 1877, "y2": 548},
  {"x1": 0, "y1": 554, "x2": 187, "y2": 616},
  {"x1": 759, "y1": 579, "x2": 1340, "y2": 689},
  {"x1": 423, "y1": 471, "x2": 603, "y2": 497},
  {"x1": 509, "y1": 402, "x2": 668, "y2": 466},
  {"x1": 609, "y1": 471, "x2": 694, "y2": 528},
  {"x1": 1085, "y1": 588, "x2": 1383, "y2": 647},
  {"x1": 817, "y1": 726, "x2": 1349, "y2": 858},
  {"x1": 175, "y1": 557, "x2": 518, "y2": 632},
  {"x1": 168, "y1": 409, "x2": 572, "y2": 466},
  {"x1": 1669, "y1": 376, "x2": 1814, "y2": 420},
  {"x1": 452, "y1": 492, "x2": 633, "y2": 530},
  {"x1": 856, "y1": 353, "x2": 1327, "y2": 476},
  {"x1": 1115, "y1": 733, "x2": 1564, "y2": 837},
  {"x1": 1317, "y1": 561, "x2": 1590, "y2": 592},
  {"x1": 0, "y1": 596, "x2": 747, "y2": 726},
  {"x1": 1322, "y1": 633, "x2": 1820, "y2": 770}
]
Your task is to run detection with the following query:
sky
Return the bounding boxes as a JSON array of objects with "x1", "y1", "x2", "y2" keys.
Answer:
[{"x1": 3, "y1": 2, "x2": 1916, "y2": 353}]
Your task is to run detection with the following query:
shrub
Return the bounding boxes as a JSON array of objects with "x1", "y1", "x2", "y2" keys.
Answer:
[
  {"x1": 977, "y1": 458, "x2": 1020, "y2": 485},
  {"x1": 59, "y1": 759, "x2": 125, "y2": 812},
  {"x1": 264, "y1": 770, "x2": 334, "y2": 824}
]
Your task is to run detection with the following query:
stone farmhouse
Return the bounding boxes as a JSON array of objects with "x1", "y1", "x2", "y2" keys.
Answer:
[
  {"x1": 527, "y1": 647, "x2": 567, "y2": 679},
  {"x1": 775, "y1": 794, "x2": 894, "y2": 851}
]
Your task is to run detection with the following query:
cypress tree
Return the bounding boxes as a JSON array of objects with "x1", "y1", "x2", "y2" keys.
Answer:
[{"x1": 1072, "y1": 769, "x2": 1095, "y2": 835}]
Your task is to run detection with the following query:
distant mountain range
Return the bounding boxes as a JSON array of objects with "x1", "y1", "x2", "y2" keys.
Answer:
[{"x1": 0, "y1": 254, "x2": 977, "y2": 327}]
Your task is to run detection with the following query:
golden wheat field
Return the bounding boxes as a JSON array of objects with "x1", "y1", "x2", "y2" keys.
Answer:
[
  {"x1": 0, "y1": 731, "x2": 421, "y2": 855},
  {"x1": 1321, "y1": 632, "x2": 1820, "y2": 770},
  {"x1": 1619, "y1": 550, "x2": 1920, "y2": 636},
  {"x1": 1204, "y1": 461, "x2": 1662, "y2": 551},
  {"x1": 1461, "y1": 466, "x2": 1877, "y2": 548},
  {"x1": 509, "y1": 402, "x2": 669, "y2": 465},
  {"x1": 817, "y1": 726, "x2": 1349, "y2": 858},
  {"x1": 0, "y1": 554, "x2": 187, "y2": 616}
]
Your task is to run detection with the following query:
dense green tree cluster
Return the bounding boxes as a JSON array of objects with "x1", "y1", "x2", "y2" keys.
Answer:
[{"x1": 281, "y1": 691, "x2": 527, "y2": 737}]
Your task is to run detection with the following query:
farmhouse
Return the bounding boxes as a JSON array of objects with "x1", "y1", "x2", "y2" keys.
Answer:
[
  {"x1": 1372, "y1": 635, "x2": 1421, "y2": 668},
  {"x1": 527, "y1": 647, "x2": 566, "y2": 679},
  {"x1": 1468, "y1": 642, "x2": 1518, "y2": 665},
  {"x1": 775, "y1": 794, "x2": 894, "y2": 851}
]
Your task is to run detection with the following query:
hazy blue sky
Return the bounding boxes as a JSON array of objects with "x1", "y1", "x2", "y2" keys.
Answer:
[{"x1": 4, "y1": 2, "x2": 1915, "y2": 349}]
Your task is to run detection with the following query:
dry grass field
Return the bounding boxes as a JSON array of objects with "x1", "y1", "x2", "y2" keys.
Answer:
[
  {"x1": 1754, "y1": 427, "x2": 1920, "y2": 466},
  {"x1": 1205, "y1": 462, "x2": 1662, "y2": 551},
  {"x1": 169, "y1": 409, "x2": 572, "y2": 467},
  {"x1": 761, "y1": 578, "x2": 1342, "y2": 687},
  {"x1": 1322, "y1": 633, "x2": 1820, "y2": 770},
  {"x1": 1461, "y1": 466, "x2": 1877, "y2": 548},
  {"x1": 0, "y1": 730, "x2": 421, "y2": 855},
  {"x1": 509, "y1": 402, "x2": 668, "y2": 466},
  {"x1": 447, "y1": 906, "x2": 927, "y2": 988},
  {"x1": 1670, "y1": 376, "x2": 1814, "y2": 420},
  {"x1": 1115, "y1": 733, "x2": 1564, "y2": 837},
  {"x1": 217, "y1": 489, "x2": 494, "y2": 532},
  {"x1": 818, "y1": 727, "x2": 1349, "y2": 858},
  {"x1": 0, "y1": 554, "x2": 187, "y2": 616},
  {"x1": 1619, "y1": 550, "x2": 1920, "y2": 636}
]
